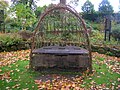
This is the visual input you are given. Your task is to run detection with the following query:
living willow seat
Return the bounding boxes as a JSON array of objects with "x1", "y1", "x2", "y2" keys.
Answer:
[{"x1": 30, "y1": 4, "x2": 92, "y2": 72}]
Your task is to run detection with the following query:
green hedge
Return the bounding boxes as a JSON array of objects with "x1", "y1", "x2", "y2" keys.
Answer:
[
  {"x1": 0, "y1": 32, "x2": 120, "y2": 57},
  {"x1": 0, "y1": 33, "x2": 30, "y2": 52},
  {"x1": 91, "y1": 44, "x2": 120, "y2": 57}
]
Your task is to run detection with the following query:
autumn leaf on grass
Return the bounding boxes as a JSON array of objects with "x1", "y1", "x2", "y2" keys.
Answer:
[
  {"x1": 22, "y1": 88, "x2": 29, "y2": 90},
  {"x1": 0, "y1": 50, "x2": 30, "y2": 67},
  {"x1": 6, "y1": 87, "x2": 10, "y2": 90},
  {"x1": 118, "y1": 85, "x2": 120, "y2": 90},
  {"x1": 0, "y1": 71, "x2": 11, "y2": 80},
  {"x1": 0, "y1": 74, "x2": 3, "y2": 80},
  {"x1": 12, "y1": 84, "x2": 20, "y2": 89},
  {"x1": 0, "y1": 69, "x2": 2, "y2": 72},
  {"x1": 15, "y1": 68, "x2": 20, "y2": 72},
  {"x1": 34, "y1": 75, "x2": 85, "y2": 90},
  {"x1": 25, "y1": 65, "x2": 29, "y2": 69},
  {"x1": 35, "y1": 80, "x2": 42, "y2": 84},
  {"x1": 118, "y1": 78, "x2": 120, "y2": 82},
  {"x1": 101, "y1": 83, "x2": 106, "y2": 88}
]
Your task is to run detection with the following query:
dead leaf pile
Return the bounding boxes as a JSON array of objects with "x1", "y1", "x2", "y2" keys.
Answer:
[
  {"x1": 0, "y1": 50, "x2": 30, "y2": 67},
  {"x1": 35, "y1": 74, "x2": 84, "y2": 90},
  {"x1": 92, "y1": 52, "x2": 120, "y2": 74}
]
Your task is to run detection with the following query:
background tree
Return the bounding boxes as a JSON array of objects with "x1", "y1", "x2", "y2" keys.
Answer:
[
  {"x1": 11, "y1": 0, "x2": 37, "y2": 10},
  {"x1": 0, "y1": 0, "x2": 9, "y2": 32},
  {"x1": 35, "y1": 5, "x2": 47, "y2": 18},
  {"x1": 0, "y1": 0, "x2": 9, "y2": 10},
  {"x1": 81, "y1": 0, "x2": 97, "y2": 22},
  {"x1": 82, "y1": 0, "x2": 94, "y2": 14},
  {"x1": 99, "y1": 0, "x2": 114, "y2": 15},
  {"x1": 0, "y1": 0, "x2": 9, "y2": 20},
  {"x1": 99, "y1": 0, "x2": 113, "y2": 41},
  {"x1": 60, "y1": 0, "x2": 66, "y2": 4},
  {"x1": 9, "y1": 0, "x2": 38, "y2": 31},
  {"x1": 10, "y1": 3, "x2": 36, "y2": 30}
]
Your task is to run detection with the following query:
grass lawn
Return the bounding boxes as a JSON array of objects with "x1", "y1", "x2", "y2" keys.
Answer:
[
  {"x1": 0, "y1": 50, "x2": 120, "y2": 90},
  {"x1": 0, "y1": 60, "x2": 38, "y2": 90}
]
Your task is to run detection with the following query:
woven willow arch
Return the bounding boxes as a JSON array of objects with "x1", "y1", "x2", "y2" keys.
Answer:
[{"x1": 30, "y1": 4, "x2": 92, "y2": 72}]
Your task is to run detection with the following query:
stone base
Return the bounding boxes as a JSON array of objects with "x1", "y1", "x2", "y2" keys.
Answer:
[{"x1": 30, "y1": 54, "x2": 90, "y2": 70}]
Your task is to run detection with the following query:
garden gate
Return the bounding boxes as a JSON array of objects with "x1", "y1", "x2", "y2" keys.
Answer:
[{"x1": 30, "y1": 4, "x2": 92, "y2": 72}]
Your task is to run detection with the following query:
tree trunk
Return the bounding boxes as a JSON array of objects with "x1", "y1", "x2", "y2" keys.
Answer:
[{"x1": 60, "y1": 0, "x2": 66, "y2": 5}]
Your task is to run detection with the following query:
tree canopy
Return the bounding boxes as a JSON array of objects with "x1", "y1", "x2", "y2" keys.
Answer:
[
  {"x1": 9, "y1": 2, "x2": 37, "y2": 30},
  {"x1": 99, "y1": 0, "x2": 114, "y2": 14},
  {"x1": 35, "y1": 5, "x2": 47, "y2": 18},
  {"x1": 11, "y1": 0, "x2": 37, "y2": 10},
  {"x1": 82, "y1": 0, "x2": 94, "y2": 14},
  {"x1": 0, "y1": 0, "x2": 9, "y2": 10}
]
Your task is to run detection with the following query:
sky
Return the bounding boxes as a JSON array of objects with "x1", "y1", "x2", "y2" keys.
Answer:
[{"x1": 6, "y1": 0, "x2": 119, "y2": 12}]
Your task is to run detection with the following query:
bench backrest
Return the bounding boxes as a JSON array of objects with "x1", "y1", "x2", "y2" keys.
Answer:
[{"x1": 32, "y1": 4, "x2": 91, "y2": 51}]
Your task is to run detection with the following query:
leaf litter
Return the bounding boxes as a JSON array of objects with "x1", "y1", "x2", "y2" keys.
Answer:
[{"x1": 0, "y1": 50, "x2": 120, "y2": 89}]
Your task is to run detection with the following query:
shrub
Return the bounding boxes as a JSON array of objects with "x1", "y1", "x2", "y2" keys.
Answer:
[
  {"x1": 18, "y1": 30, "x2": 33, "y2": 41},
  {"x1": 90, "y1": 30, "x2": 104, "y2": 44},
  {"x1": 111, "y1": 24, "x2": 120, "y2": 41},
  {"x1": 0, "y1": 33, "x2": 26, "y2": 52},
  {"x1": 0, "y1": 33, "x2": 22, "y2": 46},
  {"x1": 91, "y1": 22, "x2": 102, "y2": 31}
]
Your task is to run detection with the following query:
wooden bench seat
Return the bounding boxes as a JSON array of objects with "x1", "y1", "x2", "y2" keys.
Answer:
[{"x1": 32, "y1": 46, "x2": 88, "y2": 55}]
